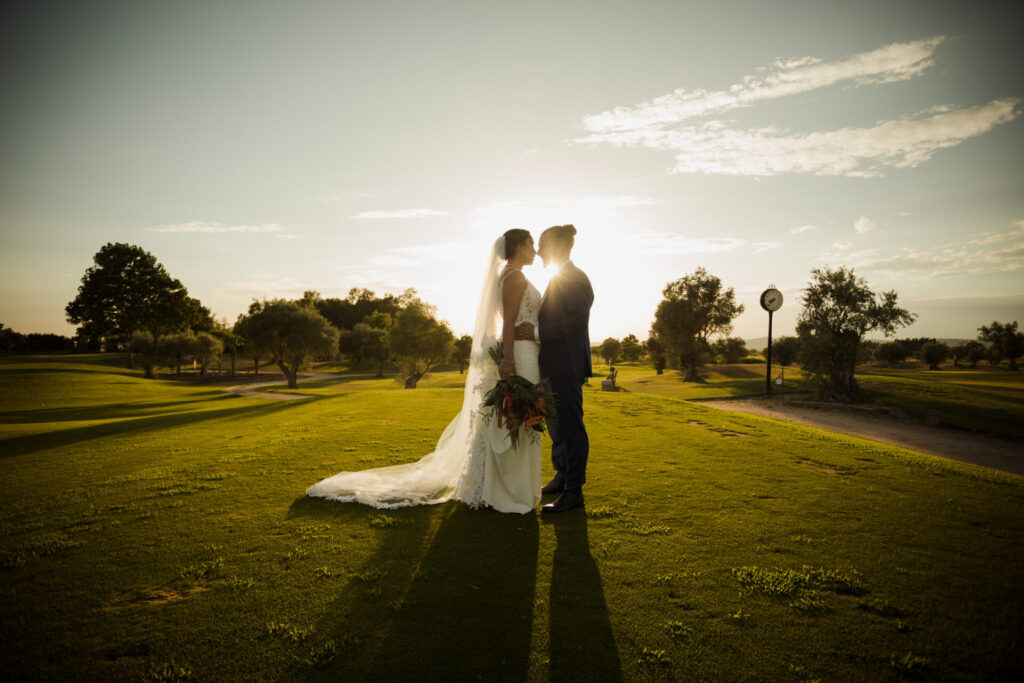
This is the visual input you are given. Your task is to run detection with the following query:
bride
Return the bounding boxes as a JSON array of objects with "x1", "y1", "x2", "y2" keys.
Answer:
[{"x1": 306, "y1": 229, "x2": 543, "y2": 514}]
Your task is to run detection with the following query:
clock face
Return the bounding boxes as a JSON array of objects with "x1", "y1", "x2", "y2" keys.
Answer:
[{"x1": 760, "y1": 288, "x2": 783, "y2": 312}]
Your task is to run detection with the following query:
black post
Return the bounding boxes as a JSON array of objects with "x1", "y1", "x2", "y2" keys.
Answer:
[{"x1": 765, "y1": 310, "x2": 773, "y2": 395}]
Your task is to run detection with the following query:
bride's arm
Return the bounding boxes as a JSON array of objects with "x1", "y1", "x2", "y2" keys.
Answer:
[{"x1": 500, "y1": 271, "x2": 528, "y2": 376}]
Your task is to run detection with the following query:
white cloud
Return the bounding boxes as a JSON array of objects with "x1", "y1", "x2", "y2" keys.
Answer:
[
  {"x1": 625, "y1": 231, "x2": 745, "y2": 255},
  {"x1": 833, "y1": 241, "x2": 853, "y2": 250},
  {"x1": 352, "y1": 209, "x2": 448, "y2": 219},
  {"x1": 583, "y1": 37, "x2": 946, "y2": 133},
  {"x1": 576, "y1": 35, "x2": 1021, "y2": 178},
  {"x1": 753, "y1": 242, "x2": 783, "y2": 252},
  {"x1": 791, "y1": 224, "x2": 817, "y2": 234},
  {"x1": 474, "y1": 195, "x2": 657, "y2": 219},
  {"x1": 826, "y1": 222, "x2": 1024, "y2": 279},
  {"x1": 145, "y1": 221, "x2": 282, "y2": 233},
  {"x1": 854, "y1": 216, "x2": 877, "y2": 234},
  {"x1": 276, "y1": 233, "x2": 303, "y2": 240}
]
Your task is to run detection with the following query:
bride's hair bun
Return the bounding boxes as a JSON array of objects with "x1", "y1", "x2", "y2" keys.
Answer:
[{"x1": 502, "y1": 228, "x2": 532, "y2": 260}]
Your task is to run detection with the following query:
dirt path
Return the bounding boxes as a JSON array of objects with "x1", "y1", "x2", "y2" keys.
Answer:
[
  {"x1": 220, "y1": 373, "x2": 378, "y2": 400},
  {"x1": 698, "y1": 394, "x2": 1024, "y2": 476}
]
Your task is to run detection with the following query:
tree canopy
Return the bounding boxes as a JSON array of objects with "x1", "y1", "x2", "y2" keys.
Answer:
[
  {"x1": 388, "y1": 299, "x2": 454, "y2": 388},
  {"x1": 65, "y1": 243, "x2": 212, "y2": 359},
  {"x1": 651, "y1": 268, "x2": 744, "y2": 381},
  {"x1": 234, "y1": 299, "x2": 339, "y2": 388},
  {"x1": 796, "y1": 266, "x2": 915, "y2": 400},
  {"x1": 978, "y1": 320, "x2": 1023, "y2": 371}
]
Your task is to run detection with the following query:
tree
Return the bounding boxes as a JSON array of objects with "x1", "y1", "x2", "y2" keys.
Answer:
[
  {"x1": 65, "y1": 243, "x2": 213, "y2": 367},
  {"x1": 978, "y1": 321, "x2": 1024, "y2": 371},
  {"x1": 712, "y1": 336, "x2": 748, "y2": 364},
  {"x1": 155, "y1": 331, "x2": 196, "y2": 376},
  {"x1": 951, "y1": 340, "x2": 986, "y2": 369},
  {"x1": 234, "y1": 299, "x2": 340, "y2": 388},
  {"x1": 389, "y1": 300, "x2": 454, "y2": 388},
  {"x1": 600, "y1": 337, "x2": 622, "y2": 367},
  {"x1": 620, "y1": 334, "x2": 642, "y2": 361},
  {"x1": 877, "y1": 341, "x2": 908, "y2": 367},
  {"x1": 919, "y1": 342, "x2": 949, "y2": 370},
  {"x1": 646, "y1": 332, "x2": 667, "y2": 375},
  {"x1": 452, "y1": 334, "x2": 473, "y2": 374},
  {"x1": 772, "y1": 336, "x2": 800, "y2": 367},
  {"x1": 796, "y1": 267, "x2": 915, "y2": 401},
  {"x1": 211, "y1": 317, "x2": 241, "y2": 377},
  {"x1": 128, "y1": 331, "x2": 157, "y2": 378},
  {"x1": 652, "y1": 268, "x2": 744, "y2": 381},
  {"x1": 190, "y1": 331, "x2": 223, "y2": 378}
]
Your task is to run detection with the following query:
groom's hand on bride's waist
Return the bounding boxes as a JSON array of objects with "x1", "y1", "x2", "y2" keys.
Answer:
[{"x1": 514, "y1": 322, "x2": 535, "y2": 340}]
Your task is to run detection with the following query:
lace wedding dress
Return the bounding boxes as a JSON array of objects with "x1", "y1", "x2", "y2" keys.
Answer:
[{"x1": 305, "y1": 236, "x2": 543, "y2": 514}]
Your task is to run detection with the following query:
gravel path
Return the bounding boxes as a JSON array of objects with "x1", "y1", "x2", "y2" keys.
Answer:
[
  {"x1": 698, "y1": 393, "x2": 1023, "y2": 476},
  {"x1": 220, "y1": 373, "x2": 379, "y2": 400}
]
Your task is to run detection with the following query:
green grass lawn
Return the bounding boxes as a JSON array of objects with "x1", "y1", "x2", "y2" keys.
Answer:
[
  {"x1": 2, "y1": 354, "x2": 1023, "y2": 681},
  {"x1": 855, "y1": 364, "x2": 1024, "y2": 440}
]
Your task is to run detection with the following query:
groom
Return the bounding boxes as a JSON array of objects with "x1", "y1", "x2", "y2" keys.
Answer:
[{"x1": 516, "y1": 224, "x2": 594, "y2": 513}]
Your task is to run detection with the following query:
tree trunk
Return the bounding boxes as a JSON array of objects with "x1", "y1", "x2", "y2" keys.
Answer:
[
  {"x1": 278, "y1": 361, "x2": 298, "y2": 388},
  {"x1": 404, "y1": 373, "x2": 423, "y2": 389},
  {"x1": 127, "y1": 350, "x2": 134, "y2": 369},
  {"x1": 683, "y1": 364, "x2": 700, "y2": 382},
  {"x1": 1010, "y1": 357, "x2": 1019, "y2": 371},
  {"x1": 230, "y1": 349, "x2": 236, "y2": 378},
  {"x1": 143, "y1": 365, "x2": 154, "y2": 379},
  {"x1": 656, "y1": 368, "x2": 663, "y2": 375},
  {"x1": 253, "y1": 356, "x2": 259, "y2": 377}
]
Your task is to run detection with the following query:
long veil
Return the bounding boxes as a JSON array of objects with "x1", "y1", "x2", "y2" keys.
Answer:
[{"x1": 305, "y1": 236, "x2": 505, "y2": 508}]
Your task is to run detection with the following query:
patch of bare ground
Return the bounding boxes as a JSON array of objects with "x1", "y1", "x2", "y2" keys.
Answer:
[
  {"x1": 103, "y1": 585, "x2": 207, "y2": 610},
  {"x1": 697, "y1": 392, "x2": 1024, "y2": 476}
]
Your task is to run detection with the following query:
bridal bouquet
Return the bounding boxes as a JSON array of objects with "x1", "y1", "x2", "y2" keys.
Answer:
[{"x1": 481, "y1": 342, "x2": 557, "y2": 449}]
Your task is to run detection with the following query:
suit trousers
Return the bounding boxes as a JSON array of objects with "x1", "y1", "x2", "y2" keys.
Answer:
[{"x1": 545, "y1": 378, "x2": 589, "y2": 491}]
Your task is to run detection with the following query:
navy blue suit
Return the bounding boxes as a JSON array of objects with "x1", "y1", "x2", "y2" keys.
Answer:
[{"x1": 538, "y1": 261, "x2": 593, "y2": 492}]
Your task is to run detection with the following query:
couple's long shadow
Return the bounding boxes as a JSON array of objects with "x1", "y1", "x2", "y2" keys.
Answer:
[
  {"x1": 547, "y1": 514, "x2": 624, "y2": 682},
  {"x1": 286, "y1": 497, "x2": 623, "y2": 681},
  {"x1": 287, "y1": 498, "x2": 539, "y2": 682}
]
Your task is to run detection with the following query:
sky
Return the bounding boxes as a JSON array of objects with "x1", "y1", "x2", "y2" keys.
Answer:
[{"x1": 1, "y1": 0, "x2": 1022, "y2": 343}]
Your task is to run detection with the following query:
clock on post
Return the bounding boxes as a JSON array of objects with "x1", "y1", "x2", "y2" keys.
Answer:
[{"x1": 760, "y1": 286, "x2": 783, "y2": 394}]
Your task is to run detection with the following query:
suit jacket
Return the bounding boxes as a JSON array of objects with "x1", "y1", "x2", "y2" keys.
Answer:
[{"x1": 538, "y1": 261, "x2": 594, "y2": 380}]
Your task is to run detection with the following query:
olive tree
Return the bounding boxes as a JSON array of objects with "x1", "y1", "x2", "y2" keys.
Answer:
[
  {"x1": 599, "y1": 337, "x2": 622, "y2": 367},
  {"x1": 646, "y1": 333, "x2": 667, "y2": 375},
  {"x1": 234, "y1": 299, "x2": 339, "y2": 388},
  {"x1": 978, "y1": 321, "x2": 1024, "y2": 371},
  {"x1": 652, "y1": 268, "x2": 744, "y2": 381},
  {"x1": 797, "y1": 267, "x2": 915, "y2": 401},
  {"x1": 389, "y1": 300, "x2": 454, "y2": 388}
]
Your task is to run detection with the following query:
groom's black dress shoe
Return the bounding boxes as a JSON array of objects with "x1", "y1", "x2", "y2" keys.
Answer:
[
  {"x1": 541, "y1": 490, "x2": 584, "y2": 514},
  {"x1": 541, "y1": 476, "x2": 565, "y2": 496}
]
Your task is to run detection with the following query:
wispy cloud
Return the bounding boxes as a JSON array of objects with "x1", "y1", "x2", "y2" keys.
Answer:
[
  {"x1": 854, "y1": 216, "x2": 877, "y2": 234},
  {"x1": 753, "y1": 242, "x2": 783, "y2": 252},
  {"x1": 145, "y1": 221, "x2": 282, "y2": 233},
  {"x1": 791, "y1": 224, "x2": 817, "y2": 234},
  {"x1": 833, "y1": 241, "x2": 853, "y2": 250},
  {"x1": 276, "y1": 233, "x2": 304, "y2": 240},
  {"x1": 819, "y1": 222, "x2": 1024, "y2": 279},
  {"x1": 577, "y1": 37, "x2": 1021, "y2": 177},
  {"x1": 474, "y1": 195, "x2": 657, "y2": 219},
  {"x1": 351, "y1": 209, "x2": 448, "y2": 219},
  {"x1": 583, "y1": 37, "x2": 947, "y2": 133},
  {"x1": 625, "y1": 231, "x2": 745, "y2": 255}
]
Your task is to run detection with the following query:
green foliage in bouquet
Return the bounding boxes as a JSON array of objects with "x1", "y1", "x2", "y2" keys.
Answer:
[{"x1": 481, "y1": 342, "x2": 557, "y2": 449}]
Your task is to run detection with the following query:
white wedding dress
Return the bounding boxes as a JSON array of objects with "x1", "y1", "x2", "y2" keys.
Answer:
[{"x1": 305, "y1": 237, "x2": 543, "y2": 514}]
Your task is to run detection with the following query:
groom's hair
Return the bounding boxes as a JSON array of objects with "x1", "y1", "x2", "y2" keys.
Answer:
[
  {"x1": 543, "y1": 224, "x2": 576, "y2": 248},
  {"x1": 502, "y1": 228, "x2": 532, "y2": 259}
]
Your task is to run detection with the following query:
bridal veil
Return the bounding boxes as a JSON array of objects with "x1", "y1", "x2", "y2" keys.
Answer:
[{"x1": 305, "y1": 236, "x2": 505, "y2": 508}]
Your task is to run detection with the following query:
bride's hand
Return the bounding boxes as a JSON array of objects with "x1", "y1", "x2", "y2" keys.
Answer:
[{"x1": 499, "y1": 358, "x2": 516, "y2": 377}]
